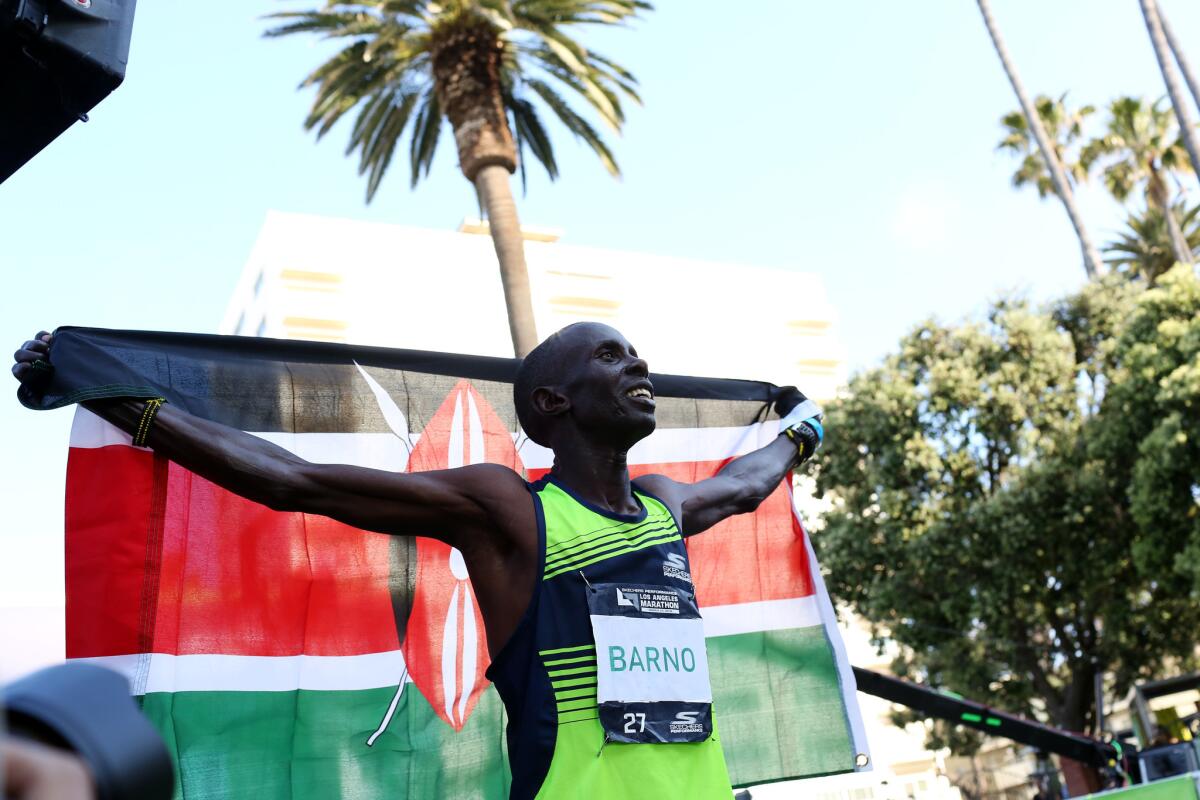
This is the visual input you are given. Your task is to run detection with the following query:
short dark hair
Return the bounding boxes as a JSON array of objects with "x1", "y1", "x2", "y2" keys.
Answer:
[{"x1": 513, "y1": 324, "x2": 587, "y2": 447}]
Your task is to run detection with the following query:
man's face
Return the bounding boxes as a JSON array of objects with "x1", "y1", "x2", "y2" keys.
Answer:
[{"x1": 556, "y1": 323, "x2": 656, "y2": 448}]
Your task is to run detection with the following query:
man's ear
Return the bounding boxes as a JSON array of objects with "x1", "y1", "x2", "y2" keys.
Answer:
[{"x1": 532, "y1": 386, "x2": 569, "y2": 417}]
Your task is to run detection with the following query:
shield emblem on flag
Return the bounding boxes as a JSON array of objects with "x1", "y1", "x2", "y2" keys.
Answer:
[{"x1": 403, "y1": 381, "x2": 523, "y2": 730}]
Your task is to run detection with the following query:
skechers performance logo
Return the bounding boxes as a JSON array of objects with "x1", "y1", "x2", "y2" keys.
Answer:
[
  {"x1": 669, "y1": 710, "x2": 704, "y2": 734},
  {"x1": 662, "y1": 552, "x2": 692, "y2": 584},
  {"x1": 613, "y1": 587, "x2": 680, "y2": 614}
]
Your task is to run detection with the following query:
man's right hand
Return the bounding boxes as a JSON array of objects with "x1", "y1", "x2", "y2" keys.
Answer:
[{"x1": 12, "y1": 330, "x2": 53, "y2": 403}]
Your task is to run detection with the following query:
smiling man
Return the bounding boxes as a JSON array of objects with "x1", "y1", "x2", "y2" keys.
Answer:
[{"x1": 12, "y1": 321, "x2": 823, "y2": 800}]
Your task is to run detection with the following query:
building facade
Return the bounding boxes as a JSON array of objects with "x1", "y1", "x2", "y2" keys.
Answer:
[{"x1": 220, "y1": 211, "x2": 845, "y2": 400}]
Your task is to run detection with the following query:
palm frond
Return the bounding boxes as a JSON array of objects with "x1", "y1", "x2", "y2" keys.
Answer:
[
  {"x1": 267, "y1": 0, "x2": 648, "y2": 198},
  {"x1": 262, "y1": 11, "x2": 382, "y2": 39},
  {"x1": 526, "y1": 77, "x2": 618, "y2": 175},
  {"x1": 1104, "y1": 202, "x2": 1200, "y2": 281},
  {"x1": 409, "y1": 90, "x2": 442, "y2": 187},
  {"x1": 508, "y1": 92, "x2": 559, "y2": 189},
  {"x1": 363, "y1": 100, "x2": 411, "y2": 200}
]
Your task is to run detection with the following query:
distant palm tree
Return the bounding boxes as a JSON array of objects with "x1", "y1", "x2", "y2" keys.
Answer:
[
  {"x1": 976, "y1": 0, "x2": 1103, "y2": 279},
  {"x1": 1081, "y1": 96, "x2": 1194, "y2": 265},
  {"x1": 997, "y1": 93, "x2": 1094, "y2": 199},
  {"x1": 1160, "y1": 8, "x2": 1200, "y2": 113},
  {"x1": 1105, "y1": 201, "x2": 1200, "y2": 283},
  {"x1": 1139, "y1": 0, "x2": 1200, "y2": 177},
  {"x1": 265, "y1": 0, "x2": 649, "y2": 356}
]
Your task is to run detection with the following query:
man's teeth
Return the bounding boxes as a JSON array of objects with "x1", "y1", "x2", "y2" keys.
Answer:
[{"x1": 626, "y1": 388, "x2": 653, "y2": 399}]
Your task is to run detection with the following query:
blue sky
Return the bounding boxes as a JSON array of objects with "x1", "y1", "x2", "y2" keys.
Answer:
[{"x1": 1, "y1": 1, "x2": 1199, "y2": 653}]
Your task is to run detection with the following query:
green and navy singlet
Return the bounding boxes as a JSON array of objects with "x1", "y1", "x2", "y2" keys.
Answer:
[{"x1": 485, "y1": 475, "x2": 733, "y2": 799}]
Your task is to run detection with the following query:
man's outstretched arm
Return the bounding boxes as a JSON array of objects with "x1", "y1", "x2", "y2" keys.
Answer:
[
  {"x1": 638, "y1": 390, "x2": 822, "y2": 537},
  {"x1": 13, "y1": 332, "x2": 525, "y2": 546}
]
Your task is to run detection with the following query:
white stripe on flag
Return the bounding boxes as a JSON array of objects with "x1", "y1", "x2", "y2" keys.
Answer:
[
  {"x1": 68, "y1": 409, "x2": 783, "y2": 468},
  {"x1": 78, "y1": 650, "x2": 412, "y2": 695},
  {"x1": 74, "y1": 598, "x2": 819, "y2": 694},
  {"x1": 701, "y1": 596, "x2": 821, "y2": 637}
]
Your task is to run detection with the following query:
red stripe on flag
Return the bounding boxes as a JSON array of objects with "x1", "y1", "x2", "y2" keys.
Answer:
[
  {"x1": 65, "y1": 445, "x2": 158, "y2": 658},
  {"x1": 152, "y1": 461, "x2": 398, "y2": 656},
  {"x1": 66, "y1": 448, "x2": 399, "y2": 657},
  {"x1": 68, "y1": 447, "x2": 810, "y2": 659}
]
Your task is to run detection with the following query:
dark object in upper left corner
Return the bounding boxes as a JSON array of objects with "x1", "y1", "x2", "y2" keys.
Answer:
[{"x1": 0, "y1": 0, "x2": 137, "y2": 182}]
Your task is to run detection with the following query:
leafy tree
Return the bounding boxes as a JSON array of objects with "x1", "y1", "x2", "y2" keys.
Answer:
[
  {"x1": 813, "y1": 271, "x2": 1200, "y2": 747},
  {"x1": 1092, "y1": 264, "x2": 1200, "y2": 598},
  {"x1": 997, "y1": 93, "x2": 1094, "y2": 199},
  {"x1": 1105, "y1": 202, "x2": 1200, "y2": 283},
  {"x1": 265, "y1": 0, "x2": 649, "y2": 356},
  {"x1": 1081, "y1": 96, "x2": 1194, "y2": 266}
]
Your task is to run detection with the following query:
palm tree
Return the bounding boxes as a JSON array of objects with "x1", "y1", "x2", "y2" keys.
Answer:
[
  {"x1": 265, "y1": 0, "x2": 649, "y2": 357},
  {"x1": 997, "y1": 93, "x2": 1094, "y2": 199},
  {"x1": 976, "y1": 0, "x2": 1104, "y2": 279},
  {"x1": 1139, "y1": 0, "x2": 1200, "y2": 177},
  {"x1": 1161, "y1": 8, "x2": 1200, "y2": 114},
  {"x1": 1081, "y1": 97, "x2": 1194, "y2": 265},
  {"x1": 1105, "y1": 201, "x2": 1200, "y2": 283}
]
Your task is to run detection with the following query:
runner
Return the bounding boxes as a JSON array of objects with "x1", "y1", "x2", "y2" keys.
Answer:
[{"x1": 12, "y1": 321, "x2": 823, "y2": 799}]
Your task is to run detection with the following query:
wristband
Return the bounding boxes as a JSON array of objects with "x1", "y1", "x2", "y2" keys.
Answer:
[
  {"x1": 783, "y1": 419, "x2": 823, "y2": 463},
  {"x1": 132, "y1": 398, "x2": 166, "y2": 448},
  {"x1": 777, "y1": 398, "x2": 824, "y2": 464}
]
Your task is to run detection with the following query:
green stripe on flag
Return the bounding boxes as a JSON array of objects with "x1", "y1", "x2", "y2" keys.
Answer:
[
  {"x1": 131, "y1": 627, "x2": 853, "y2": 798},
  {"x1": 709, "y1": 627, "x2": 856, "y2": 786},
  {"x1": 141, "y1": 684, "x2": 511, "y2": 800}
]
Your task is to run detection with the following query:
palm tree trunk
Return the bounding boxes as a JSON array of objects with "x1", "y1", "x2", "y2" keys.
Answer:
[
  {"x1": 1140, "y1": 0, "x2": 1200, "y2": 177},
  {"x1": 976, "y1": 0, "x2": 1104, "y2": 280},
  {"x1": 475, "y1": 164, "x2": 539, "y2": 356},
  {"x1": 1163, "y1": 205, "x2": 1194, "y2": 265},
  {"x1": 431, "y1": 20, "x2": 538, "y2": 357},
  {"x1": 1147, "y1": 172, "x2": 1193, "y2": 266},
  {"x1": 1161, "y1": 10, "x2": 1200, "y2": 114}
]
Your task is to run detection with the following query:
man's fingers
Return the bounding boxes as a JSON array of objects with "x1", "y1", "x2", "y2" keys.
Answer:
[{"x1": 14, "y1": 346, "x2": 47, "y2": 364}]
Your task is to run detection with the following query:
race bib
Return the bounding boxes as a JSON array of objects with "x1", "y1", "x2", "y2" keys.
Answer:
[{"x1": 586, "y1": 582, "x2": 713, "y2": 744}]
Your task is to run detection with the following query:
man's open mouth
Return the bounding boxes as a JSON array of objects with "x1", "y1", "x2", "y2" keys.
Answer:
[{"x1": 625, "y1": 385, "x2": 655, "y2": 405}]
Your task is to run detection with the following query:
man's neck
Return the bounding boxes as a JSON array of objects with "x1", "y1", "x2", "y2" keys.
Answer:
[{"x1": 548, "y1": 437, "x2": 639, "y2": 516}]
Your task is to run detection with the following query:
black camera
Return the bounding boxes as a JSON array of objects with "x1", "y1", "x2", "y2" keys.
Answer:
[
  {"x1": 0, "y1": 0, "x2": 137, "y2": 181},
  {"x1": 4, "y1": 662, "x2": 173, "y2": 800}
]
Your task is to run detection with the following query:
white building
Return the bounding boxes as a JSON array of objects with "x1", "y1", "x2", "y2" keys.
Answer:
[{"x1": 220, "y1": 211, "x2": 845, "y2": 400}]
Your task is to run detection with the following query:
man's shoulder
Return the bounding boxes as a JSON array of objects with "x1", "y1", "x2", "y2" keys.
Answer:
[
  {"x1": 632, "y1": 473, "x2": 687, "y2": 505},
  {"x1": 452, "y1": 462, "x2": 527, "y2": 490}
]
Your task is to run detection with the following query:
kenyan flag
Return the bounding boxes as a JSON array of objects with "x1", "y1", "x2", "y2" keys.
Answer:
[{"x1": 34, "y1": 327, "x2": 868, "y2": 798}]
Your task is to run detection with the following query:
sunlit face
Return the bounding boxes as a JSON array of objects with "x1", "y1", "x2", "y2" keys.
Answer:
[{"x1": 556, "y1": 323, "x2": 656, "y2": 448}]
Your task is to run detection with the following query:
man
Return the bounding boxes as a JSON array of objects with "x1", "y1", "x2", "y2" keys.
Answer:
[{"x1": 12, "y1": 322, "x2": 823, "y2": 799}]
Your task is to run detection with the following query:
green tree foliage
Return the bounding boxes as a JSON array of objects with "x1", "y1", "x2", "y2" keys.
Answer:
[
  {"x1": 1106, "y1": 202, "x2": 1200, "y2": 283},
  {"x1": 1081, "y1": 97, "x2": 1191, "y2": 209},
  {"x1": 997, "y1": 93, "x2": 1094, "y2": 200},
  {"x1": 265, "y1": 0, "x2": 647, "y2": 197},
  {"x1": 1094, "y1": 265, "x2": 1200, "y2": 597},
  {"x1": 813, "y1": 266, "x2": 1200, "y2": 746}
]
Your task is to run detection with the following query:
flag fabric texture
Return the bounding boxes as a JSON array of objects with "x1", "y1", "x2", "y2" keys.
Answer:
[{"x1": 32, "y1": 327, "x2": 869, "y2": 798}]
